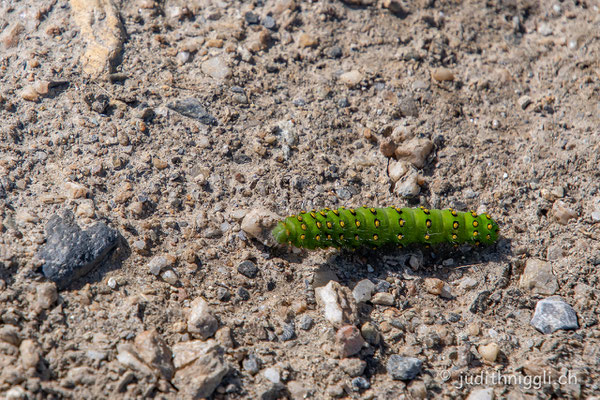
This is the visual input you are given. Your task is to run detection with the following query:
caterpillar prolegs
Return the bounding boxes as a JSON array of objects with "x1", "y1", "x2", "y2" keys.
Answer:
[{"x1": 272, "y1": 206, "x2": 499, "y2": 250}]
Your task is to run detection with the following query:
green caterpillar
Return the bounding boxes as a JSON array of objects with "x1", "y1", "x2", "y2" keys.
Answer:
[{"x1": 272, "y1": 206, "x2": 499, "y2": 250}]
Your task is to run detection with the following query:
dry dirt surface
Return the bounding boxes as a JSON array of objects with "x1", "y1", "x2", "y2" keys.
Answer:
[{"x1": 1, "y1": 0, "x2": 600, "y2": 399}]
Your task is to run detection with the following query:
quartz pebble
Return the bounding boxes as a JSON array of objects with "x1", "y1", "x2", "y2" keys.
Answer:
[
  {"x1": 263, "y1": 367, "x2": 280, "y2": 384},
  {"x1": 315, "y1": 281, "x2": 358, "y2": 327},
  {"x1": 478, "y1": 342, "x2": 499, "y2": 363},
  {"x1": 388, "y1": 160, "x2": 410, "y2": 183},
  {"x1": 531, "y1": 296, "x2": 579, "y2": 334},
  {"x1": 466, "y1": 388, "x2": 495, "y2": 400}
]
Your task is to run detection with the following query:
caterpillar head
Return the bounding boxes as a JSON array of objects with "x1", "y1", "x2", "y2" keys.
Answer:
[
  {"x1": 482, "y1": 217, "x2": 500, "y2": 244},
  {"x1": 272, "y1": 222, "x2": 290, "y2": 244}
]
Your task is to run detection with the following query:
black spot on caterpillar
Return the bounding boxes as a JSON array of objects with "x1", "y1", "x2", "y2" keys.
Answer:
[{"x1": 272, "y1": 206, "x2": 499, "y2": 250}]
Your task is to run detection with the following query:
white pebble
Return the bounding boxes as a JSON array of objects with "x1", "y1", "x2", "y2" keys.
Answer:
[
  {"x1": 107, "y1": 277, "x2": 117, "y2": 289},
  {"x1": 161, "y1": 270, "x2": 179, "y2": 285},
  {"x1": 263, "y1": 367, "x2": 280, "y2": 384}
]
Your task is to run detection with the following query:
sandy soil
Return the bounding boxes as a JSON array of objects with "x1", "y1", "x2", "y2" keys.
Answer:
[{"x1": 1, "y1": 0, "x2": 600, "y2": 398}]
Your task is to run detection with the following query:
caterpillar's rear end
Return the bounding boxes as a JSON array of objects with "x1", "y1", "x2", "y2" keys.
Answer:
[{"x1": 272, "y1": 206, "x2": 499, "y2": 250}]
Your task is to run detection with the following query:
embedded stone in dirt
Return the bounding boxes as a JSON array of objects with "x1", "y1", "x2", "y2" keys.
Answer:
[{"x1": 37, "y1": 211, "x2": 119, "y2": 289}]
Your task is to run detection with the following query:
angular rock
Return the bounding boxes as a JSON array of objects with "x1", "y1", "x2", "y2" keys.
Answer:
[
  {"x1": 352, "y1": 279, "x2": 375, "y2": 303},
  {"x1": 393, "y1": 167, "x2": 420, "y2": 198},
  {"x1": 335, "y1": 325, "x2": 365, "y2": 358},
  {"x1": 394, "y1": 137, "x2": 434, "y2": 168},
  {"x1": 188, "y1": 297, "x2": 218, "y2": 339},
  {"x1": 551, "y1": 201, "x2": 577, "y2": 225},
  {"x1": 315, "y1": 281, "x2": 358, "y2": 327},
  {"x1": 237, "y1": 260, "x2": 258, "y2": 279},
  {"x1": 241, "y1": 208, "x2": 281, "y2": 246},
  {"x1": 519, "y1": 259, "x2": 558, "y2": 295},
  {"x1": 37, "y1": 211, "x2": 119, "y2": 289},
  {"x1": 134, "y1": 330, "x2": 174, "y2": 380},
  {"x1": 531, "y1": 296, "x2": 579, "y2": 334},
  {"x1": 387, "y1": 355, "x2": 422, "y2": 381},
  {"x1": 167, "y1": 98, "x2": 218, "y2": 125},
  {"x1": 172, "y1": 340, "x2": 229, "y2": 399},
  {"x1": 36, "y1": 282, "x2": 58, "y2": 309},
  {"x1": 201, "y1": 57, "x2": 232, "y2": 80}
]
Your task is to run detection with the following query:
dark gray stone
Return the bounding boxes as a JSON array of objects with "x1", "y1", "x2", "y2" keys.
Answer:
[
  {"x1": 37, "y1": 211, "x2": 119, "y2": 289},
  {"x1": 237, "y1": 287, "x2": 250, "y2": 301},
  {"x1": 237, "y1": 260, "x2": 258, "y2": 278},
  {"x1": 167, "y1": 98, "x2": 217, "y2": 125},
  {"x1": 279, "y1": 323, "x2": 295, "y2": 341},
  {"x1": 299, "y1": 315, "x2": 313, "y2": 330},
  {"x1": 387, "y1": 355, "x2": 422, "y2": 381},
  {"x1": 351, "y1": 377, "x2": 370, "y2": 391},
  {"x1": 531, "y1": 296, "x2": 579, "y2": 334}
]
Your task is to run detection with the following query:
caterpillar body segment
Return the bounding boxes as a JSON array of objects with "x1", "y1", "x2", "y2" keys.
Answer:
[{"x1": 272, "y1": 206, "x2": 500, "y2": 250}]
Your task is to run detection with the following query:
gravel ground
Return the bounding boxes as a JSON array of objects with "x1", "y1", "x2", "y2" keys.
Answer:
[{"x1": 1, "y1": 0, "x2": 600, "y2": 399}]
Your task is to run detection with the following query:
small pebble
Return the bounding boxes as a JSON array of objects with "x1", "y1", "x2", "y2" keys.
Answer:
[
  {"x1": 352, "y1": 279, "x2": 375, "y2": 303},
  {"x1": 161, "y1": 270, "x2": 179, "y2": 286},
  {"x1": 371, "y1": 292, "x2": 395, "y2": 306},
  {"x1": 351, "y1": 376, "x2": 370, "y2": 391},
  {"x1": 519, "y1": 258, "x2": 558, "y2": 295},
  {"x1": 187, "y1": 297, "x2": 218, "y2": 339},
  {"x1": 148, "y1": 255, "x2": 171, "y2": 276},
  {"x1": 530, "y1": 296, "x2": 579, "y2": 334},
  {"x1": 299, "y1": 315, "x2": 313, "y2": 330},
  {"x1": 431, "y1": 67, "x2": 455, "y2": 82},
  {"x1": 237, "y1": 287, "x2": 250, "y2": 301},
  {"x1": 551, "y1": 200, "x2": 577, "y2": 225},
  {"x1": 394, "y1": 137, "x2": 433, "y2": 169},
  {"x1": 518, "y1": 95, "x2": 532, "y2": 110},
  {"x1": 340, "y1": 358, "x2": 367, "y2": 377},
  {"x1": 279, "y1": 323, "x2": 295, "y2": 341},
  {"x1": 201, "y1": 57, "x2": 231, "y2": 80},
  {"x1": 339, "y1": 70, "x2": 363, "y2": 87},
  {"x1": 387, "y1": 355, "x2": 422, "y2": 381},
  {"x1": 327, "y1": 46, "x2": 343, "y2": 58},
  {"x1": 237, "y1": 260, "x2": 258, "y2": 278},
  {"x1": 380, "y1": 138, "x2": 397, "y2": 158},
  {"x1": 466, "y1": 387, "x2": 495, "y2": 400},
  {"x1": 424, "y1": 278, "x2": 444, "y2": 295},
  {"x1": 262, "y1": 16, "x2": 276, "y2": 30},
  {"x1": 107, "y1": 277, "x2": 117, "y2": 289},
  {"x1": 592, "y1": 211, "x2": 600, "y2": 222},
  {"x1": 243, "y1": 354, "x2": 260, "y2": 375},
  {"x1": 298, "y1": 33, "x2": 319, "y2": 48},
  {"x1": 263, "y1": 367, "x2": 280, "y2": 384},
  {"x1": 360, "y1": 322, "x2": 380, "y2": 345},
  {"x1": 478, "y1": 342, "x2": 499, "y2": 363},
  {"x1": 36, "y1": 282, "x2": 58, "y2": 309},
  {"x1": 335, "y1": 325, "x2": 365, "y2": 357}
]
